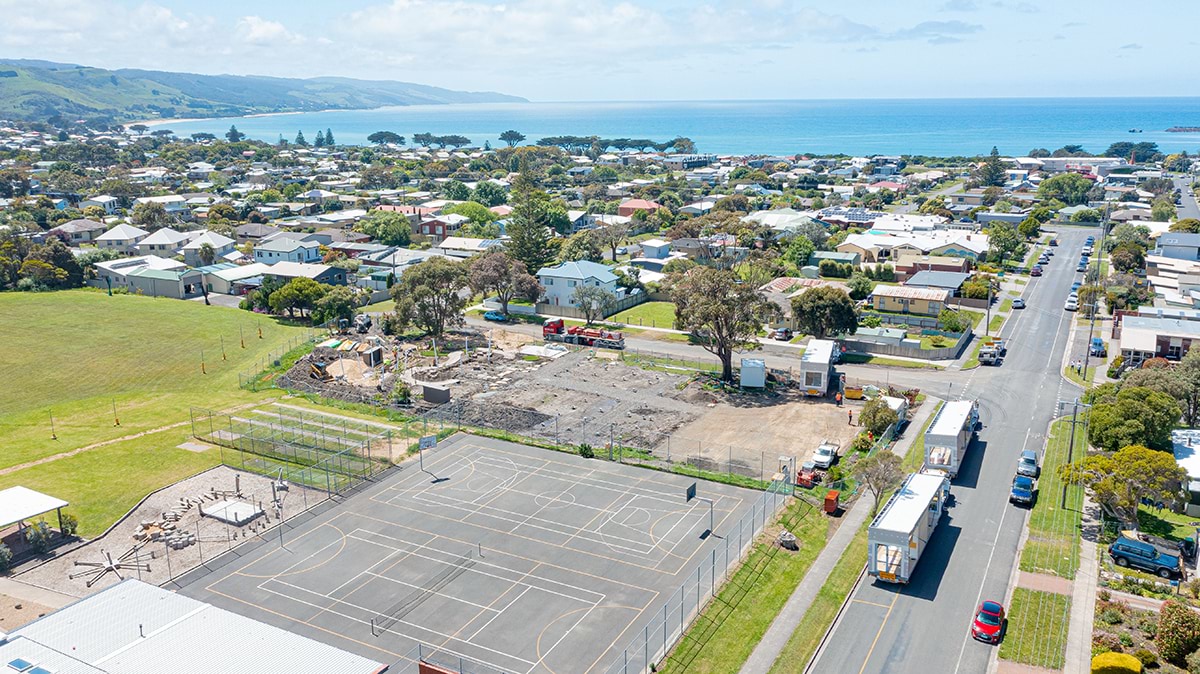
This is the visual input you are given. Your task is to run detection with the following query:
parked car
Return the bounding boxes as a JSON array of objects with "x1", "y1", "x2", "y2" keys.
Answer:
[
  {"x1": 1049, "y1": 238, "x2": 1059, "y2": 246},
  {"x1": 1064, "y1": 298, "x2": 1079, "y2": 311},
  {"x1": 1090, "y1": 338, "x2": 1107, "y2": 357},
  {"x1": 1017, "y1": 449, "x2": 1040, "y2": 477},
  {"x1": 1038, "y1": 255, "x2": 1050, "y2": 264},
  {"x1": 1010, "y1": 475, "x2": 1036, "y2": 506},
  {"x1": 1030, "y1": 266, "x2": 1043, "y2": 277},
  {"x1": 1109, "y1": 535, "x2": 1184, "y2": 578},
  {"x1": 1076, "y1": 263, "x2": 1088, "y2": 272},
  {"x1": 812, "y1": 441, "x2": 840, "y2": 469},
  {"x1": 771, "y1": 327, "x2": 794, "y2": 341},
  {"x1": 1071, "y1": 281, "x2": 1082, "y2": 292},
  {"x1": 616, "y1": 246, "x2": 628, "y2": 256},
  {"x1": 1012, "y1": 298, "x2": 1026, "y2": 310},
  {"x1": 971, "y1": 601, "x2": 1006, "y2": 643},
  {"x1": 483, "y1": 310, "x2": 509, "y2": 322}
]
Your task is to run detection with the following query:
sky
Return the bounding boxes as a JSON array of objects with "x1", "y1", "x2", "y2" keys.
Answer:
[{"x1": 0, "y1": 0, "x2": 1194, "y2": 101}]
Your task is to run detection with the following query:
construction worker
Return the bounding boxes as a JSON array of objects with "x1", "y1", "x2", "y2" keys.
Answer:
[
  {"x1": 835, "y1": 392, "x2": 843, "y2": 407},
  {"x1": 848, "y1": 409, "x2": 854, "y2": 425}
]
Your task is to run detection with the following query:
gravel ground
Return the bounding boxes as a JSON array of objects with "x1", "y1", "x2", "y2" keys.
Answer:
[{"x1": 17, "y1": 466, "x2": 321, "y2": 599}]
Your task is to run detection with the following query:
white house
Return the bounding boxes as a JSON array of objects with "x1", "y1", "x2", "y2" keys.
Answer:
[
  {"x1": 92, "y1": 225, "x2": 148, "y2": 255},
  {"x1": 536, "y1": 260, "x2": 619, "y2": 307},
  {"x1": 136, "y1": 227, "x2": 197, "y2": 257},
  {"x1": 181, "y1": 231, "x2": 237, "y2": 266},
  {"x1": 254, "y1": 236, "x2": 322, "y2": 264},
  {"x1": 432, "y1": 236, "x2": 504, "y2": 259},
  {"x1": 94, "y1": 255, "x2": 186, "y2": 287},
  {"x1": 638, "y1": 238, "x2": 671, "y2": 259},
  {"x1": 81, "y1": 195, "x2": 119, "y2": 215},
  {"x1": 135, "y1": 194, "x2": 190, "y2": 218}
]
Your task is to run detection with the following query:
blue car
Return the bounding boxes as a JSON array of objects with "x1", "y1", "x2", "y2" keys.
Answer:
[
  {"x1": 483, "y1": 310, "x2": 508, "y2": 322},
  {"x1": 1071, "y1": 281, "x2": 1081, "y2": 292},
  {"x1": 1010, "y1": 475, "x2": 1036, "y2": 506}
]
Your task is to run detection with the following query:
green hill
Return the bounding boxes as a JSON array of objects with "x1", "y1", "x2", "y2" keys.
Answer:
[{"x1": 0, "y1": 58, "x2": 526, "y2": 122}]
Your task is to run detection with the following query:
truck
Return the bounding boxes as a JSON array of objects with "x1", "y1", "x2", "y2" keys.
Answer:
[
  {"x1": 923, "y1": 400, "x2": 979, "y2": 479},
  {"x1": 867, "y1": 472, "x2": 951, "y2": 584},
  {"x1": 800, "y1": 339, "x2": 835, "y2": 396},
  {"x1": 542, "y1": 318, "x2": 625, "y2": 350}
]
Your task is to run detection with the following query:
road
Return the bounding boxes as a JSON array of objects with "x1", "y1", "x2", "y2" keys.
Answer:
[
  {"x1": 1173, "y1": 174, "x2": 1199, "y2": 221},
  {"x1": 809, "y1": 227, "x2": 1089, "y2": 674}
]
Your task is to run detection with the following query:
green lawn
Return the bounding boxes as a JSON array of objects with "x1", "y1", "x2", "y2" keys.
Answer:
[
  {"x1": 986, "y1": 313, "x2": 1005, "y2": 334},
  {"x1": 0, "y1": 290, "x2": 308, "y2": 529},
  {"x1": 609, "y1": 301, "x2": 677, "y2": 328},
  {"x1": 998, "y1": 588, "x2": 1071, "y2": 669},
  {"x1": 839, "y1": 354, "x2": 943, "y2": 369},
  {"x1": 962, "y1": 338, "x2": 986, "y2": 369},
  {"x1": 999, "y1": 298, "x2": 1013, "y2": 313},
  {"x1": 361, "y1": 298, "x2": 396, "y2": 314},
  {"x1": 1018, "y1": 419, "x2": 1086, "y2": 579},
  {"x1": 1063, "y1": 363, "x2": 1096, "y2": 388},
  {"x1": 659, "y1": 498, "x2": 828, "y2": 674},
  {"x1": 903, "y1": 401, "x2": 942, "y2": 472}
]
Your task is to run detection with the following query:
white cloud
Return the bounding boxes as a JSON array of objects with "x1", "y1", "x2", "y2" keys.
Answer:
[{"x1": 236, "y1": 16, "x2": 304, "y2": 46}]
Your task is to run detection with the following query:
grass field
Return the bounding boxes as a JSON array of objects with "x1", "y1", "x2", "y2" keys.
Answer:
[
  {"x1": 839, "y1": 354, "x2": 943, "y2": 370},
  {"x1": 0, "y1": 290, "x2": 309, "y2": 531},
  {"x1": 998, "y1": 588, "x2": 1071, "y2": 669},
  {"x1": 609, "y1": 301, "x2": 677, "y2": 328},
  {"x1": 1018, "y1": 419, "x2": 1085, "y2": 579}
]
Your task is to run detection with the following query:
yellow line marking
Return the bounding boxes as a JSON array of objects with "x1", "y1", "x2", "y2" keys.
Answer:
[
  {"x1": 858, "y1": 592, "x2": 899, "y2": 674},
  {"x1": 851, "y1": 598, "x2": 894, "y2": 609}
]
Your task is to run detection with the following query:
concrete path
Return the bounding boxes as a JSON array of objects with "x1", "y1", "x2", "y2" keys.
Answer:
[
  {"x1": 738, "y1": 397, "x2": 941, "y2": 674},
  {"x1": 0, "y1": 578, "x2": 77, "y2": 610},
  {"x1": 1064, "y1": 495, "x2": 1101, "y2": 674}
]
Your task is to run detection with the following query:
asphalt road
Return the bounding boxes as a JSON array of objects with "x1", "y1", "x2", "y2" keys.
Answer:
[
  {"x1": 1173, "y1": 175, "x2": 1199, "y2": 221},
  {"x1": 809, "y1": 227, "x2": 1090, "y2": 674}
]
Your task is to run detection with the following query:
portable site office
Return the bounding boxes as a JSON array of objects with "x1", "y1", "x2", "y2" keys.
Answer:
[
  {"x1": 868, "y1": 472, "x2": 950, "y2": 584},
  {"x1": 800, "y1": 339, "x2": 835, "y2": 396},
  {"x1": 923, "y1": 399, "x2": 978, "y2": 478}
]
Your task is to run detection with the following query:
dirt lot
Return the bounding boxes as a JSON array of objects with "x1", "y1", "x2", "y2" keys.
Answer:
[
  {"x1": 0, "y1": 595, "x2": 51, "y2": 629},
  {"x1": 17, "y1": 466, "x2": 320, "y2": 599}
]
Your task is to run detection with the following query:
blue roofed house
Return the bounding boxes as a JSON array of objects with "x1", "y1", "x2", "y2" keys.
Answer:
[{"x1": 536, "y1": 260, "x2": 619, "y2": 307}]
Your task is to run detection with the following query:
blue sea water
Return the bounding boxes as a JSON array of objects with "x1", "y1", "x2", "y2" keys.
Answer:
[{"x1": 160, "y1": 98, "x2": 1200, "y2": 157}]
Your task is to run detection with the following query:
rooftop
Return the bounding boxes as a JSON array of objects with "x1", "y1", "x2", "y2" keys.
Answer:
[
  {"x1": 537, "y1": 260, "x2": 618, "y2": 283},
  {"x1": 871, "y1": 473, "x2": 947, "y2": 534}
]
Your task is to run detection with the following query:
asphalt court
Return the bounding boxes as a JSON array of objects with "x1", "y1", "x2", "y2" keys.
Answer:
[{"x1": 176, "y1": 434, "x2": 758, "y2": 674}]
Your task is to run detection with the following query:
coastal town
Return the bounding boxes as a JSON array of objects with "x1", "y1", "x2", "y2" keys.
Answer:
[{"x1": 3, "y1": 114, "x2": 1200, "y2": 674}]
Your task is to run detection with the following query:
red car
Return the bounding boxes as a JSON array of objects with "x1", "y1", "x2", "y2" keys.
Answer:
[
  {"x1": 1030, "y1": 266, "x2": 1043, "y2": 277},
  {"x1": 972, "y1": 600, "x2": 1006, "y2": 643}
]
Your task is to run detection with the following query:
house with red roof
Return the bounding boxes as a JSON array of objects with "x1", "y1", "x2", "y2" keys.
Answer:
[{"x1": 617, "y1": 198, "x2": 662, "y2": 217}]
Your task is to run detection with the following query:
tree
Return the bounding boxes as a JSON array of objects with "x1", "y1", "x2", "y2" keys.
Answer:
[
  {"x1": 191, "y1": 132, "x2": 216, "y2": 142},
  {"x1": 311, "y1": 285, "x2": 360, "y2": 325},
  {"x1": 974, "y1": 147, "x2": 1006, "y2": 187},
  {"x1": 225, "y1": 125, "x2": 245, "y2": 143},
  {"x1": 197, "y1": 242, "x2": 216, "y2": 266},
  {"x1": 937, "y1": 308, "x2": 969, "y2": 333},
  {"x1": 594, "y1": 221, "x2": 631, "y2": 261},
  {"x1": 324, "y1": 128, "x2": 335, "y2": 146},
  {"x1": 1157, "y1": 599, "x2": 1200, "y2": 666},
  {"x1": 443, "y1": 201, "x2": 497, "y2": 224},
  {"x1": 782, "y1": 235, "x2": 815, "y2": 269},
  {"x1": 1152, "y1": 198, "x2": 1177, "y2": 222},
  {"x1": 572, "y1": 285, "x2": 616, "y2": 325},
  {"x1": 860, "y1": 398, "x2": 899, "y2": 437},
  {"x1": 356, "y1": 210, "x2": 412, "y2": 246},
  {"x1": 504, "y1": 172, "x2": 555, "y2": 274},
  {"x1": 471, "y1": 181, "x2": 507, "y2": 207},
  {"x1": 1170, "y1": 218, "x2": 1200, "y2": 233},
  {"x1": 847, "y1": 272, "x2": 874, "y2": 301},
  {"x1": 1105, "y1": 141, "x2": 1161, "y2": 163},
  {"x1": 558, "y1": 230, "x2": 603, "y2": 262},
  {"x1": 295, "y1": 130, "x2": 308, "y2": 146},
  {"x1": 468, "y1": 251, "x2": 541, "y2": 316},
  {"x1": 670, "y1": 267, "x2": 780, "y2": 381},
  {"x1": 671, "y1": 136, "x2": 697, "y2": 154},
  {"x1": 269, "y1": 277, "x2": 328, "y2": 318},
  {"x1": 131, "y1": 201, "x2": 170, "y2": 229},
  {"x1": 791, "y1": 286, "x2": 857, "y2": 340},
  {"x1": 1037, "y1": 173, "x2": 1093, "y2": 206},
  {"x1": 314, "y1": 130, "x2": 326, "y2": 147},
  {"x1": 499, "y1": 130, "x2": 526, "y2": 147},
  {"x1": 1060, "y1": 444, "x2": 1185, "y2": 527},
  {"x1": 1107, "y1": 223, "x2": 1151, "y2": 252},
  {"x1": 367, "y1": 131, "x2": 405, "y2": 146},
  {"x1": 1088, "y1": 386, "x2": 1182, "y2": 451},
  {"x1": 1070, "y1": 208, "x2": 1102, "y2": 223},
  {"x1": 390, "y1": 257, "x2": 468, "y2": 337},
  {"x1": 1110, "y1": 244, "x2": 1145, "y2": 273},
  {"x1": 442, "y1": 180, "x2": 471, "y2": 201},
  {"x1": 1017, "y1": 216, "x2": 1041, "y2": 240},
  {"x1": 986, "y1": 222, "x2": 1024, "y2": 267},
  {"x1": 853, "y1": 451, "x2": 904, "y2": 516},
  {"x1": 23, "y1": 238, "x2": 82, "y2": 288},
  {"x1": 128, "y1": 124, "x2": 148, "y2": 136}
]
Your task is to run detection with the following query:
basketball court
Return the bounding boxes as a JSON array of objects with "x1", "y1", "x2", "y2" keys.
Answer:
[{"x1": 173, "y1": 434, "x2": 758, "y2": 674}]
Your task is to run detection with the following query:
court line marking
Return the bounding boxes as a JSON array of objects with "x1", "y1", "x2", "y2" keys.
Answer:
[
  {"x1": 232, "y1": 522, "x2": 348, "y2": 579},
  {"x1": 304, "y1": 532, "x2": 436, "y2": 624},
  {"x1": 534, "y1": 604, "x2": 598, "y2": 674},
  {"x1": 463, "y1": 586, "x2": 531, "y2": 642}
]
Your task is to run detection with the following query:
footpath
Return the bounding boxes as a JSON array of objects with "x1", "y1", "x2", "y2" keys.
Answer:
[{"x1": 738, "y1": 397, "x2": 941, "y2": 674}]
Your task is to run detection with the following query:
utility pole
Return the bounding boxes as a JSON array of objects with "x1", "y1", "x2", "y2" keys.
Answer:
[{"x1": 1080, "y1": 204, "x2": 1112, "y2": 384}]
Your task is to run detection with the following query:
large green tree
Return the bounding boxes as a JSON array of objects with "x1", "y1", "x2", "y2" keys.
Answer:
[
  {"x1": 853, "y1": 451, "x2": 904, "y2": 516},
  {"x1": 356, "y1": 210, "x2": 413, "y2": 246},
  {"x1": 311, "y1": 285, "x2": 361, "y2": 325},
  {"x1": 389, "y1": 257, "x2": 468, "y2": 337},
  {"x1": 974, "y1": 147, "x2": 1006, "y2": 187},
  {"x1": 269, "y1": 277, "x2": 328, "y2": 318},
  {"x1": 499, "y1": 130, "x2": 526, "y2": 147},
  {"x1": 1037, "y1": 173, "x2": 1093, "y2": 206},
  {"x1": 791, "y1": 286, "x2": 858, "y2": 339},
  {"x1": 669, "y1": 267, "x2": 780, "y2": 381},
  {"x1": 1087, "y1": 385, "x2": 1181, "y2": 451},
  {"x1": 985, "y1": 222, "x2": 1025, "y2": 267},
  {"x1": 572, "y1": 285, "x2": 616, "y2": 325},
  {"x1": 1059, "y1": 444, "x2": 1185, "y2": 527},
  {"x1": 504, "y1": 172, "x2": 555, "y2": 273},
  {"x1": 367, "y1": 131, "x2": 405, "y2": 145},
  {"x1": 467, "y1": 251, "x2": 541, "y2": 316},
  {"x1": 558, "y1": 230, "x2": 603, "y2": 263}
]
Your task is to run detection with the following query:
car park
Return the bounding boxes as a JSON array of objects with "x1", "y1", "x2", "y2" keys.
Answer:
[
  {"x1": 1064, "y1": 297, "x2": 1078, "y2": 311},
  {"x1": 1109, "y1": 535, "x2": 1184, "y2": 578},
  {"x1": 971, "y1": 601, "x2": 1006, "y2": 643},
  {"x1": 1010, "y1": 475, "x2": 1035, "y2": 506},
  {"x1": 1017, "y1": 449, "x2": 1040, "y2": 477},
  {"x1": 1012, "y1": 298, "x2": 1025, "y2": 309}
]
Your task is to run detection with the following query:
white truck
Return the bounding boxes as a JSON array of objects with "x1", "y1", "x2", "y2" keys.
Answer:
[
  {"x1": 923, "y1": 400, "x2": 979, "y2": 479},
  {"x1": 868, "y1": 472, "x2": 951, "y2": 584}
]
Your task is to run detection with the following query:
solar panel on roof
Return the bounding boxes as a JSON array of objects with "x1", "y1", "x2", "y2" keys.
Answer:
[
  {"x1": 6, "y1": 660, "x2": 32, "y2": 672},
  {"x1": 27, "y1": 668, "x2": 50, "y2": 674}
]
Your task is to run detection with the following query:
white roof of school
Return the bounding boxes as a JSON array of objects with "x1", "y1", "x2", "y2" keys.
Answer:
[
  {"x1": 0, "y1": 486, "x2": 67, "y2": 529},
  {"x1": 11, "y1": 580, "x2": 385, "y2": 674},
  {"x1": 95, "y1": 224, "x2": 148, "y2": 241},
  {"x1": 872, "y1": 473, "x2": 946, "y2": 534}
]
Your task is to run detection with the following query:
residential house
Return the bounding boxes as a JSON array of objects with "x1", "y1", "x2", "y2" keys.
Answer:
[
  {"x1": 663, "y1": 154, "x2": 716, "y2": 170},
  {"x1": 904, "y1": 270, "x2": 972, "y2": 297},
  {"x1": 758, "y1": 277, "x2": 850, "y2": 331},
  {"x1": 135, "y1": 227, "x2": 196, "y2": 257},
  {"x1": 135, "y1": 195, "x2": 190, "y2": 219},
  {"x1": 432, "y1": 236, "x2": 504, "y2": 259},
  {"x1": 1156, "y1": 233, "x2": 1200, "y2": 262},
  {"x1": 234, "y1": 222, "x2": 281, "y2": 244},
  {"x1": 894, "y1": 254, "x2": 973, "y2": 281},
  {"x1": 48, "y1": 218, "x2": 107, "y2": 244},
  {"x1": 181, "y1": 231, "x2": 237, "y2": 266},
  {"x1": 205, "y1": 262, "x2": 272, "y2": 295},
  {"x1": 948, "y1": 190, "x2": 988, "y2": 208},
  {"x1": 536, "y1": 260, "x2": 619, "y2": 307},
  {"x1": 617, "y1": 198, "x2": 662, "y2": 217},
  {"x1": 264, "y1": 261, "x2": 347, "y2": 286},
  {"x1": 93, "y1": 255, "x2": 186, "y2": 288},
  {"x1": 417, "y1": 214, "x2": 469, "y2": 242},
  {"x1": 1117, "y1": 315, "x2": 1200, "y2": 364},
  {"x1": 869, "y1": 285, "x2": 952, "y2": 317},
  {"x1": 809, "y1": 251, "x2": 860, "y2": 267},
  {"x1": 124, "y1": 267, "x2": 205, "y2": 299},
  {"x1": 254, "y1": 237, "x2": 322, "y2": 264},
  {"x1": 637, "y1": 238, "x2": 672, "y2": 259},
  {"x1": 94, "y1": 223, "x2": 149, "y2": 253},
  {"x1": 80, "y1": 195, "x2": 119, "y2": 215},
  {"x1": 679, "y1": 199, "x2": 717, "y2": 216}
]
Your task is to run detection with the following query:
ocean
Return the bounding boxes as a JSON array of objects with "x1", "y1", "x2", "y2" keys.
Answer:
[{"x1": 158, "y1": 98, "x2": 1200, "y2": 157}]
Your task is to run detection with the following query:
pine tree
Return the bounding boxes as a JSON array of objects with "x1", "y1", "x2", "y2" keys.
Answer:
[
  {"x1": 295, "y1": 130, "x2": 307, "y2": 146},
  {"x1": 226, "y1": 125, "x2": 244, "y2": 142},
  {"x1": 324, "y1": 128, "x2": 335, "y2": 146},
  {"x1": 315, "y1": 130, "x2": 326, "y2": 147},
  {"x1": 975, "y1": 146, "x2": 1006, "y2": 187},
  {"x1": 504, "y1": 171, "x2": 554, "y2": 274}
]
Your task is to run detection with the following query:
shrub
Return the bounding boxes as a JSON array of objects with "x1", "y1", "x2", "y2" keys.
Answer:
[
  {"x1": 1102, "y1": 608, "x2": 1126, "y2": 625},
  {"x1": 850, "y1": 432, "x2": 873, "y2": 453},
  {"x1": 1119, "y1": 632, "x2": 1134, "y2": 647},
  {"x1": 23, "y1": 521, "x2": 50, "y2": 554},
  {"x1": 578, "y1": 443, "x2": 595, "y2": 459},
  {"x1": 0, "y1": 544, "x2": 11, "y2": 572},
  {"x1": 860, "y1": 398, "x2": 899, "y2": 437},
  {"x1": 1188, "y1": 648, "x2": 1200, "y2": 674},
  {"x1": 1094, "y1": 632, "x2": 1125, "y2": 655},
  {"x1": 1091, "y1": 651, "x2": 1142, "y2": 673},
  {"x1": 1132, "y1": 648, "x2": 1157, "y2": 668},
  {"x1": 1157, "y1": 599, "x2": 1200, "y2": 665},
  {"x1": 60, "y1": 513, "x2": 78, "y2": 537}
]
